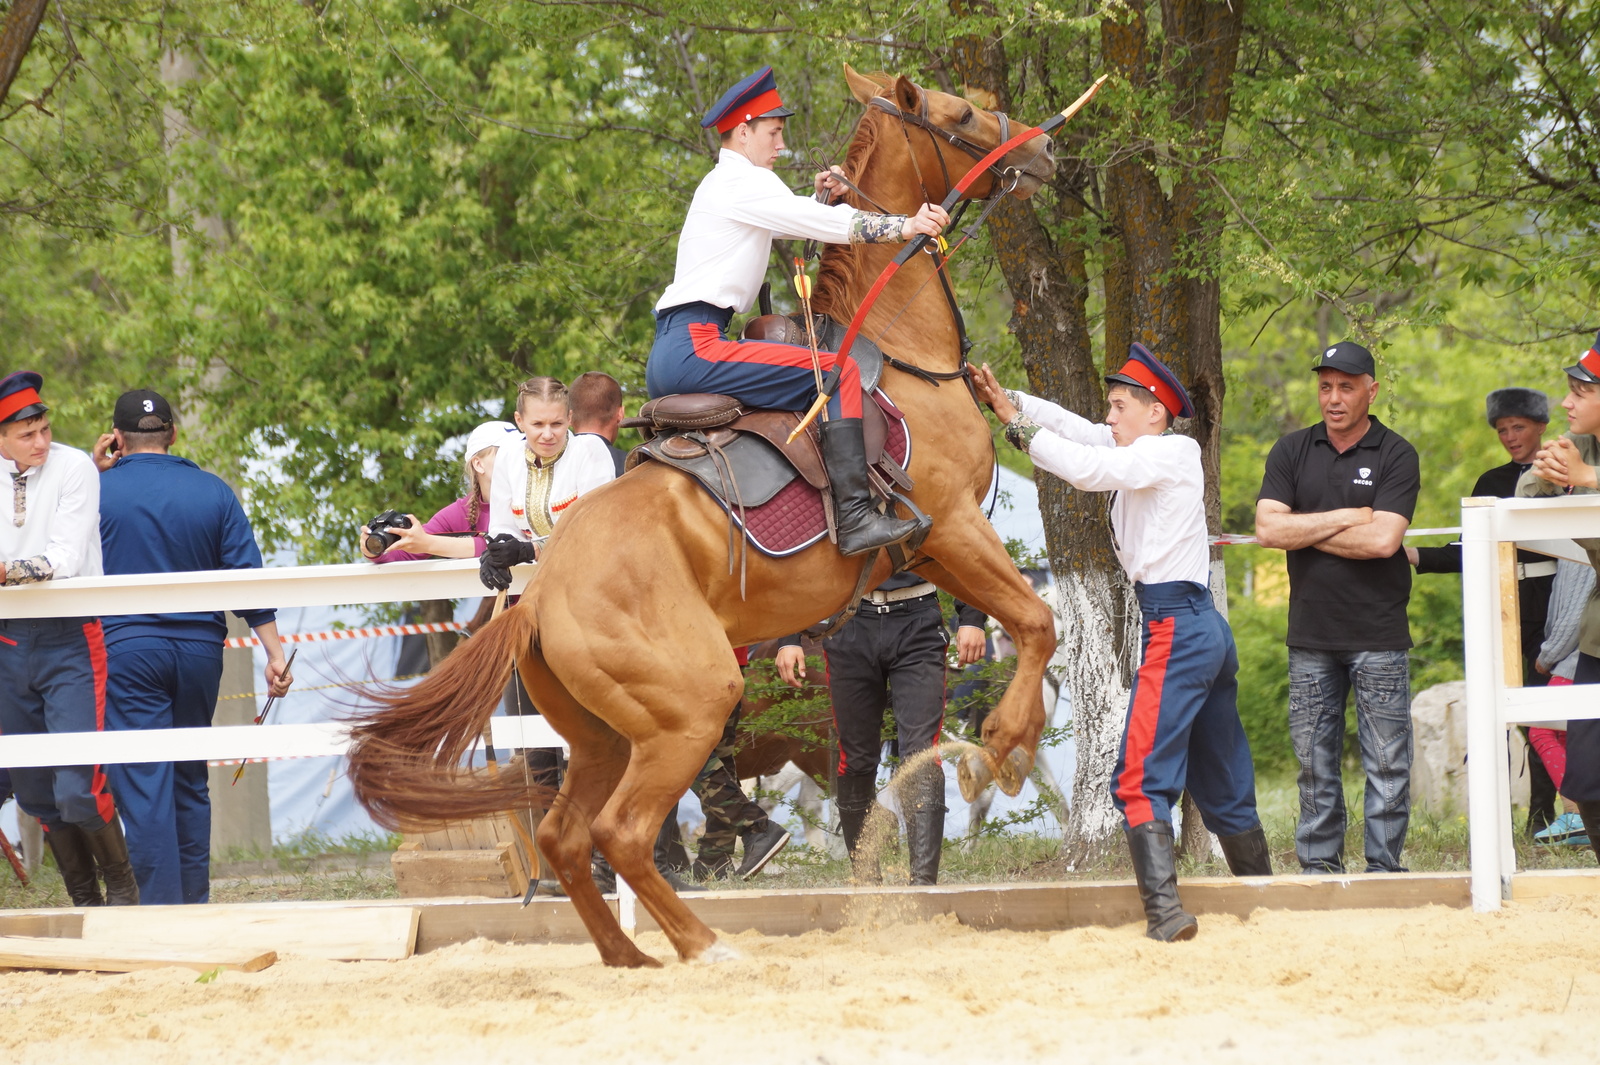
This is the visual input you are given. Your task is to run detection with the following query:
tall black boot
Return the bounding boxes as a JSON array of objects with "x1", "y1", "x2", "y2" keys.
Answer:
[
  {"x1": 82, "y1": 819, "x2": 139, "y2": 906},
  {"x1": 1125, "y1": 821, "x2": 1198, "y2": 942},
  {"x1": 655, "y1": 807, "x2": 689, "y2": 874},
  {"x1": 835, "y1": 774, "x2": 881, "y2": 883},
  {"x1": 819, "y1": 418, "x2": 922, "y2": 556},
  {"x1": 1217, "y1": 825, "x2": 1273, "y2": 877},
  {"x1": 904, "y1": 770, "x2": 946, "y2": 886},
  {"x1": 1577, "y1": 802, "x2": 1600, "y2": 867},
  {"x1": 45, "y1": 823, "x2": 103, "y2": 907}
]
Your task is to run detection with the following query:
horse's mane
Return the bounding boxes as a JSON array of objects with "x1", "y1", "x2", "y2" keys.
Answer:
[{"x1": 810, "y1": 107, "x2": 884, "y2": 321}]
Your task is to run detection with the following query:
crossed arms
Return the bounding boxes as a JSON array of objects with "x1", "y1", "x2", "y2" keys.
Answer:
[{"x1": 1253, "y1": 501, "x2": 1410, "y2": 559}]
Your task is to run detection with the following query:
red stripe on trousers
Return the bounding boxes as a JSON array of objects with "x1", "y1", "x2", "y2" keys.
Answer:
[
  {"x1": 687, "y1": 323, "x2": 863, "y2": 418},
  {"x1": 1115, "y1": 616, "x2": 1175, "y2": 828},
  {"x1": 82, "y1": 620, "x2": 116, "y2": 824}
]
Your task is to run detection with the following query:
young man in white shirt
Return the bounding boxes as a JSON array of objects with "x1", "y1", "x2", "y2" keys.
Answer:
[
  {"x1": 970, "y1": 346, "x2": 1269, "y2": 942},
  {"x1": 646, "y1": 65, "x2": 948, "y2": 556},
  {"x1": 0, "y1": 370, "x2": 139, "y2": 905}
]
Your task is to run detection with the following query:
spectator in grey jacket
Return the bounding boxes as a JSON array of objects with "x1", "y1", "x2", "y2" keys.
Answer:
[{"x1": 1530, "y1": 559, "x2": 1599, "y2": 846}]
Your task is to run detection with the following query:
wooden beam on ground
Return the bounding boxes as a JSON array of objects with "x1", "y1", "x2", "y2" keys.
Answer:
[
  {"x1": 0, "y1": 936, "x2": 275, "y2": 973},
  {"x1": 80, "y1": 904, "x2": 419, "y2": 962},
  {"x1": 1508, "y1": 868, "x2": 1600, "y2": 900},
  {"x1": 391, "y1": 841, "x2": 528, "y2": 900}
]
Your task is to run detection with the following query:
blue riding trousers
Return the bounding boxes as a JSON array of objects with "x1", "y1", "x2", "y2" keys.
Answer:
[
  {"x1": 1111, "y1": 581, "x2": 1260, "y2": 837},
  {"x1": 0, "y1": 617, "x2": 117, "y2": 829},
  {"x1": 646, "y1": 302, "x2": 863, "y2": 419}
]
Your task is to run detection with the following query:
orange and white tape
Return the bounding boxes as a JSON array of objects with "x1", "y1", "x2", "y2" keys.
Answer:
[{"x1": 223, "y1": 621, "x2": 467, "y2": 649}]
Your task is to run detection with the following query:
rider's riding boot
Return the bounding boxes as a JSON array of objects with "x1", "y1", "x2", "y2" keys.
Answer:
[
  {"x1": 45, "y1": 822, "x2": 104, "y2": 907},
  {"x1": 1577, "y1": 802, "x2": 1600, "y2": 866},
  {"x1": 1126, "y1": 820, "x2": 1198, "y2": 942},
  {"x1": 82, "y1": 818, "x2": 140, "y2": 906},
  {"x1": 820, "y1": 418, "x2": 921, "y2": 556},
  {"x1": 904, "y1": 769, "x2": 946, "y2": 887},
  {"x1": 1217, "y1": 824, "x2": 1274, "y2": 877},
  {"x1": 835, "y1": 774, "x2": 881, "y2": 884}
]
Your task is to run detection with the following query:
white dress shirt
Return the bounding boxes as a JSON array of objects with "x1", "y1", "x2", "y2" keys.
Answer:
[
  {"x1": 1013, "y1": 392, "x2": 1210, "y2": 587},
  {"x1": 489, "y1": 432, "x2": 616, "y2": 542},
  {"x1": 0, "y1": 442, "x2": 104, "y2": 580},
  {"x1": 656, "y1": 149, "x2": 863, "y2": 314}
]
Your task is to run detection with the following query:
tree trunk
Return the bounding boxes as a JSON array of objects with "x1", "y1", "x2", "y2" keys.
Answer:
[
  {"x1": 0, "y1": 0, "x2": 49, "y2": 112},
  {"x1": 951, "y1": 36, "x2": 1139, "y2": 867}
]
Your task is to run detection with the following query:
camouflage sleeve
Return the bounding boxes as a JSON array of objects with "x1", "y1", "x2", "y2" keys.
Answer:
[
  {"x1": 3, "y1": 555, "x2": 54, "y2": 586},
  {"x1": 1003, "y1": 412, "x2": 1042, "y2": 454},
  {"x1": 848, "y1": 211, "x2": 908, "y2": 244}
]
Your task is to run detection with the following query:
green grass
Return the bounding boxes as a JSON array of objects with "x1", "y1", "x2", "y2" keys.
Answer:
[{"x1": 0, "y1": 777, "x2": 1591, "y2": 909}]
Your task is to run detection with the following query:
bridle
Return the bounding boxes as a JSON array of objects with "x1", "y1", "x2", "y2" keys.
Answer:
[{"x1": 864, "y1": 88, "x2": 1047, "y2": 197}]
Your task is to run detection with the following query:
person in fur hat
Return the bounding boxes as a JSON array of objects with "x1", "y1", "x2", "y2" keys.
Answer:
[{"x1": 1409, "y1": 386, "x2": 1559, "y2": 834}]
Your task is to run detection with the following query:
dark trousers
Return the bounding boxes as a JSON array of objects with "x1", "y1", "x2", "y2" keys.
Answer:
[
  {"x1": 1561, "y1": 653, "x2": 1600, "y2": 803},
  {"x1": 104, "y1": 636, "x2": 223, "y2": 905},
  {"x1": 0, "y1": 617, "x2": 116, "y2": 828},
  {"x1": 825, "y1": 595, "x2": 947, "y2": 779},
  {"x1": 1112, "y1": 582, "x2": 1260, "y2": 837}
]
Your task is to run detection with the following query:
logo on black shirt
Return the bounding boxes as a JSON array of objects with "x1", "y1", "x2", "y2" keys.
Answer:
[{"x1": 1353, "y1": 465, "x2": 1373, "y2": 486}]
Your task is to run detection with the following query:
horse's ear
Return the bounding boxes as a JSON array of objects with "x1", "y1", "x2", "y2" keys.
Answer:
[
  {"x1": 844, "y1": 64, "x2": 881, "y2": 105},
  {"x1": 893, "y1": 75, "x2": 923, "y2": 114}
]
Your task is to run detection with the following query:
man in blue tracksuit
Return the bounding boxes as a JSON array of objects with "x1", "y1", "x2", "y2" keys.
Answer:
[{"x1": 93, "y1": 390, "x2": 293, "y2": 904}]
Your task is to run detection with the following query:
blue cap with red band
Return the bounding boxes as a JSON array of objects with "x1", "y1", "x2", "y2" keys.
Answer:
[
  {"x1": 0, "y1": 371, "x2": 47, "y2": 425},
  {"x1": 701, "y1": 66, "x2": 795, "y2": 134},
  {"x1": 1564, "y1": 331, "x2": 1600, "y2": 386},
  {"x1": 1105, "y1": 342, "x2": 1194, "y2": 420}
]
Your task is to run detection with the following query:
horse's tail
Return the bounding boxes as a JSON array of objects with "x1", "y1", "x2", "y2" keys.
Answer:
[{"x1": 346, "y1": 602, "x2": 554, "y2": 829}]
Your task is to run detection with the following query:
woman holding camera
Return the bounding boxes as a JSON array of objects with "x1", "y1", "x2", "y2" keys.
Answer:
[
  {"x1": 360, "y1": 420, "x2": 519, "y2": 563},
  {"x1": 479, "y1": 376, "x2": 617, "y2": 589}
]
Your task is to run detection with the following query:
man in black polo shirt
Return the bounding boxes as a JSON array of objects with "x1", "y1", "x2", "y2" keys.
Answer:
[{"x1": 1255, "y1": 341, "x2": 1421, "y2": 874}]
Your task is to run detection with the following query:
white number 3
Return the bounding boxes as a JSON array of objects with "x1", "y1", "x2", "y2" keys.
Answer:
[{"x1": 143, "y1": 400, "x2": 154, "y2": 412}]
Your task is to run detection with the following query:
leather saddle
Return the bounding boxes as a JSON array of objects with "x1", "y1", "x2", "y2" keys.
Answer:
[{"x1": 623, "y1": 313, "x2": 915, "y2": 542}]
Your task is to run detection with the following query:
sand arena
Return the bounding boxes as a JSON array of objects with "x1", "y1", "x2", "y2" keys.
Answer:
[{"x1": 2, "y1": 895, "x2": 1597, "y2": 1064}]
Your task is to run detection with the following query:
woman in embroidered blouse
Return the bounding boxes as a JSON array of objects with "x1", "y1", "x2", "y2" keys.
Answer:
[
  {"x1": 361, "y1": 420, "x2": 518, "y2": 563},
  {"x1": 487, "y1": 376, "x2": 617, "y2": 555}
]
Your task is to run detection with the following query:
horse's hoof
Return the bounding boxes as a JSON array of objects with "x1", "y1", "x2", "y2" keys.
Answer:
[
  {"x1": 690, "y1": 940, "x2": 743, "y2": 965},
  {"x1": 995, "y1": 746, "x2": 1033, "y2": 797},
  {"x1": 957, "y1": 747, "x2": 998, "y2": 802}
]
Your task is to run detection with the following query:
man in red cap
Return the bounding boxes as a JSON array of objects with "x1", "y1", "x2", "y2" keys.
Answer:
[
  {"x1": 1518, "y1": 331, "x2": 1600, "y2": 863},
  {"x1": 970, "y1": 346, "x2": 1270, "y2": 943},
  {"x1": 0, "y1": 370, "x2": 140, "y2": 905},
  {"x1": 647, "y1": 65, "x2": 949, "y2": 556}
]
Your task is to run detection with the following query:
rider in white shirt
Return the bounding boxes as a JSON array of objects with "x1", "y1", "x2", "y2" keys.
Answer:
[{"x1": 646, "y1": 65, "x2": 948, "y2": 557}]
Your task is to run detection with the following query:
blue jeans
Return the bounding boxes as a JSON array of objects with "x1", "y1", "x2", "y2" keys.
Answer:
[{"x1": 1288, "y1": 647, "x2": 1412, "y2": 873}]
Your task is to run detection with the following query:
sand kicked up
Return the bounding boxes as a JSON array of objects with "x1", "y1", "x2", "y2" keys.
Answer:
[{"x1": 2, "y1": 895, "x2": 1597, "y2": 1064}]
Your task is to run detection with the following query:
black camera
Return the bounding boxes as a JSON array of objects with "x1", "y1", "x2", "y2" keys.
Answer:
[{"x1": 363, "y1": 510, "x2": 413, "y2": 556}]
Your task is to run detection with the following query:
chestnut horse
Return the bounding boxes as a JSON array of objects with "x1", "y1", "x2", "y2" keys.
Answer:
[{"x1": 347, "y1": 66, "x2": 1059, "y2": 967}]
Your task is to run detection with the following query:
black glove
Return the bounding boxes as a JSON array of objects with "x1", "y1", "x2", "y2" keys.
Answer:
[
  {"x1": 479, "y1": 551, "x2": 512, "y2": 591},
  {"x1": 484, "y1": 533, "x2": 538, "y2": 568}
]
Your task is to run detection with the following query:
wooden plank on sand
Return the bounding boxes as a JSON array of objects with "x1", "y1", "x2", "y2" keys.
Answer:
[
  {"x1": 0, "y1": 935, "x2": 275, "y2": 973},
  {"x1": 81, "y1": 904, "x2": 419, "y2": 962},
  {"x1": 392, "y1": 841, "x2": 527, "y2": 899}
]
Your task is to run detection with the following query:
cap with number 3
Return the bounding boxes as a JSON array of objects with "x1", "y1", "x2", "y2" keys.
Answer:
[{"x1": 113, "y1": 389, "x2": 174, "y2": 432}]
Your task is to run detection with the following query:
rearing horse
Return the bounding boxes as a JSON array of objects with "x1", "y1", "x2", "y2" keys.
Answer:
[{"x1": 347, "y1": 66, "x2": 1060, "y2": 967}]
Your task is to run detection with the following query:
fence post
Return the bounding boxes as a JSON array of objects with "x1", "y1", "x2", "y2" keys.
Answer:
[{"x1": 1462, "y1": 498, "x2": 1505, "y2": 910}]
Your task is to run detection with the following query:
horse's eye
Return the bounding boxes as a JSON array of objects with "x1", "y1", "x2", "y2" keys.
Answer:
[{"x1": 960, "y1": 108, "x2": 974, "y2": 125}]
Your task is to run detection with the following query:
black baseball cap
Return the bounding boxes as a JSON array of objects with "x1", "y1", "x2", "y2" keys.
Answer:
[
  {"x1": 1312, "y1": 340, "x2": 1376, "y2": 378},
  {"x1": 113, "y1": 389, "x2": 174, "y2": 432}
]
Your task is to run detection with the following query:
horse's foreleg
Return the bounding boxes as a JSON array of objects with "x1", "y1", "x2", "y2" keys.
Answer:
[
  {"x1": 918, "y1": 516, "x2": 1056, "y2": 799},
  {"x1": 518, "y1": 653, "x2": 658, "y2": 969}
]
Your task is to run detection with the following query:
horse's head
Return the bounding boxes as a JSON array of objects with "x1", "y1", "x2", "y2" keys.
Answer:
[{"x1": 844, "y1": 65, "x2": 1056, "y2": 202}]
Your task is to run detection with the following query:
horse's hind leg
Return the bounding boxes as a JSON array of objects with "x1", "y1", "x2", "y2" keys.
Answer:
[{"x1": 517, "y1": 652, "x2": 657, "y2": 969}]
